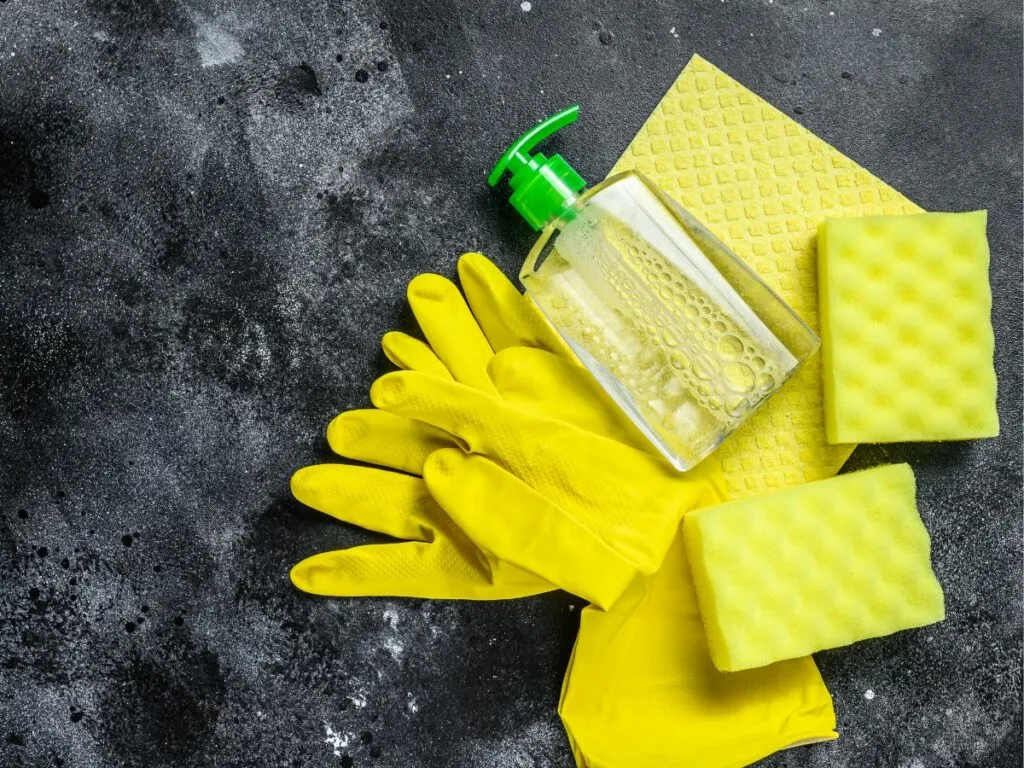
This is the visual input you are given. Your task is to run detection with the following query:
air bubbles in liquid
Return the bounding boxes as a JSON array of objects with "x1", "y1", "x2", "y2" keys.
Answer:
[
  {"x1": 717, "y1": 334, "x2": 744, "y2": 359},
  {"x1": 669, "y1": 350, "x2": 690, "y2": 370},
  {"x1": 692, "y1": 356, "x2": 715, "y2": 380},
  {"x1": 724, "y1": 362, "x2": 756, "y2": 393}
]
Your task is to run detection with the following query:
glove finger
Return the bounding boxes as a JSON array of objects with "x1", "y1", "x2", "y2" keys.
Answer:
[
  {"x1": 327, "y1": 409, "x2": 456, "y2": 475},
  {"x1": 457, "y1": 251, "x2": 574, "y2": 359},
  {"x1": 371, "y1": 370, "x2": 527, "y2": 456},
  {"x1": 381, "y1": 331, "x2": 453, "y2": 380},
  {"x1": 290, "y1": 541, "x2": 551, "y2": 600},
  {"x1": 488, "y1": 347, "x2": 651, "y2": 450},
  {"x1": 407, "y1": 273, "x2": 497, "y2": 393},
  {"x1": 424, "y1": 448, "x2": 638, "y2": 610},
  {"x1": 291, "y1": 464, "x2": 434, "y2": 541}
]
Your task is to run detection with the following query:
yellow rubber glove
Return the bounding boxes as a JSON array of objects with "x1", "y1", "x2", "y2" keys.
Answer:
[
  {"x1": 290, "y1": 252, "x2": 582, "y2": 600},
  {"x1": 473, "y1": 344, "x2": 839, "y2": 764},
  {"x1": 369, "y1": 368, "x2": 718, "y2": 610},
  {"x1": 289, "y1": 254, "x2": 559, "y2": 600},
  {"x1": 296, "y1": 252, "x2": 836, "y2": 766},
  {"x1": 295, "y1": 251, "x2": 686, "y2": 607},
  {"x1": 385, "y1": 254, "x2": 837, "y2": 764},
  {"x1": 559, "y1": 530, "x2": 838, "y2": 768},
  {"x1": 290, "y1": 457, "x2": 548, "y2": 600},
  {"x1": 507, "y1": 348, "x2": 838, "y2": 764},
  {"x1": 323, "y1": 252, "x2": 582, "y2": 472}
]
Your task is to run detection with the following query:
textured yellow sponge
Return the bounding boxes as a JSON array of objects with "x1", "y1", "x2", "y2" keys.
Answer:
[
  {"x1": 819, "y1": 211, "x2": 998, "y2": 443},
  {"x1": 684, "y1": 463, "x2": 945, "y2": 672}
]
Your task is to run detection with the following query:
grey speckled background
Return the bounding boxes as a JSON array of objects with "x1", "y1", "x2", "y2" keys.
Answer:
[{"x1": 0, "y1": 1, "x2": 1020, "y2": 766}]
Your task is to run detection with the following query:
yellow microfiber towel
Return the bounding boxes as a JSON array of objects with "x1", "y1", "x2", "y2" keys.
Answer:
[
  {"x1": 684, "y1": 463, "x2": 945, "y2": 673},
  {"x1": 819, "y1": 211, "x2": 999, "y2": 443}
]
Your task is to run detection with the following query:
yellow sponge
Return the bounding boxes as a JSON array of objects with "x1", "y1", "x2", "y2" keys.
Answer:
[
  {"x1": 819, "y1": 211, "x2": 999, "y2": 443},
  {"x1": 684, "y1": 463, "x2": 945, "y2": 672}
]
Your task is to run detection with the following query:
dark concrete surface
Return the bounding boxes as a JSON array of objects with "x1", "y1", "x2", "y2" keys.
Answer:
[{"x1": 0, "y1": 1, "x2": 1020, "y2": 766}]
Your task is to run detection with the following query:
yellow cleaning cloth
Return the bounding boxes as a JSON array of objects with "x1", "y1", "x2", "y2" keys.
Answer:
[
  {"x1": 609, "y1": 54, "x2": 922, "y2": 499},
  {"x1": 684, "y1": 463, "x2": 945, "y2": 672},
  {"x1": 819, "y1": 211, "x2": 999, "y2": 443}
]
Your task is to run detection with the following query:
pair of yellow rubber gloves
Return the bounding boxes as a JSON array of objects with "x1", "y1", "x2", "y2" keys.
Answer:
[{"x1": 291, "y1": 253, "x2": 837, "y2": 767}]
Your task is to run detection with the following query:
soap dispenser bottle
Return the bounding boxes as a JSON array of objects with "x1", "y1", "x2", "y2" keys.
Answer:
[{"x1": 488, "y1": 106, "x2": 819, "y2": 471}]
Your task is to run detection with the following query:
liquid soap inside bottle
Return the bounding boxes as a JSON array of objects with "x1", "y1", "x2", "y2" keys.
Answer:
[{"x1": 522, "y1": 173, "x2": 804, "y2": 470}]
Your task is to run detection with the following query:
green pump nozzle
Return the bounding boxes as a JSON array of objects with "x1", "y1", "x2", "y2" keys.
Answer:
[{"x1": 488, "y1": 105, "x2": 587, "y2": 231}]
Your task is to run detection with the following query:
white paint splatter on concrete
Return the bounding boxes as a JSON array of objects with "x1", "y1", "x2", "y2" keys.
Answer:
[
  {"x1": 195, "y1": 20, "x2": 244, "y2": 67},
  {"x1": 324, "y1": 724, "x2": 350, "y2": 757},
  {"x1": 383, "y1": 636, "x2": 405, "y2": 661},
  {"x1": 872, "y1": 28, "x2": 882, "y2": 37},
  {"x1": 347, "y1": 692, "x2": 368, "y2": 709},
  {"x1": 865, "y1": 689, "x2": 876, "y2": 700},
  {"x1": 407, "y1": 693, "x2": 419, "y2": 714},
  {"x1": 520, "y1": 1, "x2": 532, "y2": 12}
]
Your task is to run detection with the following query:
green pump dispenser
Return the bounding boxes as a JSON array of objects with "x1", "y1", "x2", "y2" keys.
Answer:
[{"x1": 487, "y1": 105, "x2": 588, "y2": 231}]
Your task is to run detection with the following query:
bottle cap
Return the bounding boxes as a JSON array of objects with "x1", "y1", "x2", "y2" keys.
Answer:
[{"x1": 487, "y1": 105, "x2": 587, "y2": 231}]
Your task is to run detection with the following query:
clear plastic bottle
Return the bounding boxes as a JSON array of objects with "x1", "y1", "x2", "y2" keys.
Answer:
[{"x1": 489, "y1": 107, "x2": 819, "y2": 471}]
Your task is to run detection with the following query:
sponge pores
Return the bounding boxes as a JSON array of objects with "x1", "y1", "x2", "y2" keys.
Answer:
[
  {"x1": 818, "y1": 211, "x2": 998, "y2": 444},
  {"x1": 684, "y1": 463, "x2": 945, "y2": 672}
]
